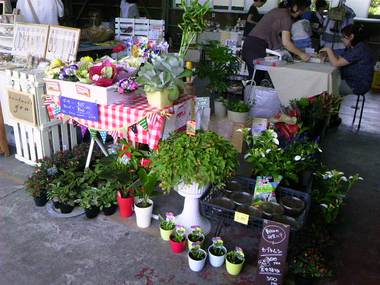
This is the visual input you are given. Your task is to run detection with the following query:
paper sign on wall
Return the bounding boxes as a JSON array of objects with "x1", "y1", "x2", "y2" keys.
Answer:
[{"x1": 7, "y1": 88, "x2": 37, "y2": 126}]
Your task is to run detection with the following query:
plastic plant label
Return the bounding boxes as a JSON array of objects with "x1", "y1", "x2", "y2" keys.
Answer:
[
  {"x1": 186, "y1": 120, "x2": 196, "y2": 136},
  {"x1": 234, "y1": 211, "x2": 249, "y2": 225}
]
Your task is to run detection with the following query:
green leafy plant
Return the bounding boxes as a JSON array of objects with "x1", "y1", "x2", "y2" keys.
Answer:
[
  {"x1": 189, "y1": 243, "x2": 206, "y2": 260},
  {"x1": 178, "y1": 0, "x2": 210, "y2": 57},
  {"x1": 171, "y1": 225, "x2": 186, "y2": 242},
  {"x1": 290, "y1": 247, "x2": 331, "y2": 278},
  {"x1": 133, "y1": 168, "x2": 159, "y2": 208},
  {"x1": 313, "y1": 170, "x2": 362, "y2": 224},
  {"x1": 228, "y1": 100, "x2": 250, "y2": 113},
  {"x1": 209, "y1": 237, "x2": 226, "y2": 256},
  {"x1": 98, "y1": 181, "x2": 117, "y2": 210},
  {"x1": 159, "y1": 211, "x2": 176, "y2": 230},
  {"x1": 226, "y1": 247, "x2": 245, "y2": 264},
  {"x1": 47, "y1": 169, "x2": 82, "y2": 206},
  {"x1": 80, "y1": 186, "x2": 101, "y2": 209},
  {"x1": 188, "y1": 226, "x2": 204, "y2": 242},
  {"x1": 136, "y1": 55, "x2": 191, "y2": 100},
  {"x1": 196, "y1": 41, "x2": 241, "y2": 95},
  {"x1": 152, "y1": 131, "x2": 239, "y2": 193}
]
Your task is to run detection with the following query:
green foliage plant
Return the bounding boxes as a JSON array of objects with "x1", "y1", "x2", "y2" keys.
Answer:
[
  {"x1": 209, "y1": 237, "x2": 226, "y2": 256},
  {"x1": 133, "y1": 168, "x2": 159, "y2": 208},
  {"x1": 47, "y1": 169, "x2": 82, "y2": 206},
  {"x1": 152, "y1": 131, "x2": 239, "y2": 193},
  {"x1": 98, "y1": 181, "x2": 117, "y2": 210},
  {"x1": 159, "y1": 211, "x2": 176, "y2": 230},
  {"x1": 189, "y1": 243, "x2": 206, "y2": 260},
  {"x1": 228, "y1": 100, "x2": 250, "y2": 113},
  {"x1": 226, "y1": 247, "x2": 245, "y2": 264},
  {"x1": 290, "y1": 247, "x2": 331, "y2": 278},
  {"x1": 80, "y1": 186, "x2": 101, "y2": 209},
  {"x1": 171, "y1": 225, "x2": 186, "y2": 242},
  {"x1": 188, "y1": 226, "x2": 204, "y2": 242}
]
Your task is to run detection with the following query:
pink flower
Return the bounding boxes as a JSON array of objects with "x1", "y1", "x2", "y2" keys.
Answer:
[{"x1": 140, "y1": 158, "x2": 151, "y2": 168}]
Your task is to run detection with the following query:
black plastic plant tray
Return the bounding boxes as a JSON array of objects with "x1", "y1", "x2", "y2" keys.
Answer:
[{"x1": 200, "y1": 176, "x2": 311, "y2": 232}]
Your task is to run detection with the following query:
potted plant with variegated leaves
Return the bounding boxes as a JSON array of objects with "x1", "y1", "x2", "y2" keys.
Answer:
[
  {"x1": 226, "y1": 247, "x2": 245, "y2": 275},
  {"x1": 159, "y1": 212, "x2": 176, "y2": 241},
  {"x1": 188, "y1": 242, "x2": 207, "y2": 272},
  {"x1": 187, "y1": 226, "x2": 205, "y2": 250},
  {"x1": 208, "y1": 237, "x2": 227, "y2": 267},
  {"x1": 169, "y1": 225, "x2": 187, "y2": 253}
]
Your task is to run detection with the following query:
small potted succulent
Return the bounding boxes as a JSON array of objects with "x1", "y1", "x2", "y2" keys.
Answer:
[
  {"x1": 169, "y1": 225, "x2": 187, "y2": 254},
  {"x1": 80, "y1": 186, "x2": 101, "y2": 219},
  {"x1": 208, "y1": 237, "x2": 227, "y2": 267},
  {"x1": 136, "y1": 55, "x2": 191, "y2": 109},
  {"x1": 159, "y1": 212, "x2": 176, "y2": 241},
  {"x1": 226, "y1": 247, "x2": 245, "y2": 276},
  {"x1": 188, "y1": 242, "x2": 207, "y2": 272},
  {"x1": 99, "y1": 181, "x2": 118, "y2": 216},
  {"x1": 187, "y1": 226, "x2": 205, "y2": 250},
  {"x1": 227, "y1": 100, "x2": 250, "y2": 123},
  {"x1": 134, "y1": 168, "x2": 159, "y2": 228}
]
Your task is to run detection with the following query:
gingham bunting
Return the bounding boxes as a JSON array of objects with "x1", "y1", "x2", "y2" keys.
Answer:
[{"x1": 89, "y1": 129, "x2": 98, "y2": 139}]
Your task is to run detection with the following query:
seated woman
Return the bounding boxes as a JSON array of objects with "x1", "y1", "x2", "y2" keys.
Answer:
[{"x1": 321, "y1": 24, "x2": 375, "y2": 96}]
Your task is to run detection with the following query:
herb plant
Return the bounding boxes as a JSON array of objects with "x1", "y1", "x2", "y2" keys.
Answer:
[
  {"x1": 226, "y1": 247, "x2": 245, "y2": 264},
  {"x1": 152, "y1": 131, "x2": 239, "y2": 193}
]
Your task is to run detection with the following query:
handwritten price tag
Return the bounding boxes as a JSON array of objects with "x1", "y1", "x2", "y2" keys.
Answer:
[{"x1": 234, "y1": 211, "x2": 249, "y2": 225}]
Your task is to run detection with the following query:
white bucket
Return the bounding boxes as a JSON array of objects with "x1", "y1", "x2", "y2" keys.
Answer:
[
  {"x1": 208, "y1": 245, "x2": 227, "y2": 267},
  {"x1": 188, "y1": 249, "x2": 207, "y2": 272}
]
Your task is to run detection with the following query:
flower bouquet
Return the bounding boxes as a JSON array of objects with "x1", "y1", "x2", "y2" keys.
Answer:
[
  {"x1": 89, "y1": 60, "x2": 118, "y2": 87},
  {"x1": 118, "y1": 77, "x2": 139, "y2": 95},
  {"x1": 75, "y1": 56, "x2": 94, "y2": 83}
]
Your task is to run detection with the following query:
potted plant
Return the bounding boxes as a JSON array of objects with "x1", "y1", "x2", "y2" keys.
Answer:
[
  {"x1": 187, "y1": 226, "x2": 205, "y2": 250},
  {"x1": 208, "y1": 237, "x2": 227, "y2": 267},
  {"x1": 227, "y1": 100, "x2": 250, "y2": 123},
  {"x1": 25, "y1": 171, "x2": 49, "y2": 207},
  {"x1": 133, "y1": 168, "x2": 159, "y2": 228},
  {"x1": 80, "y1": 186, "x2": 101, "y2": 219},
  {"x1": 169, "y1": 225, "x2": 187, "y2": 253},
  {"x1": 117, "y1": 185, "x2": 135, "y2": 218},
  {"x1": 98, "y1": 181, "x2": 118, "y2": 216},
  {"x1": 152, "y1": 131, "x2": 239, "y2": 233},
  {"x1": 226, "y1": 247, "x2": 245, "y2": 276},
  {"x1": 136, "y1": 55, "x2": 191, "y2": 109},
  {"x1": 188, "y1": 242, "x2": 207, "y2": 272},
  {"x1": 159, "y1": 212, "x2": 176, "y2": 241},
  {"x1": 290, "y1": 247, "x2": 331, "y2": 285}
]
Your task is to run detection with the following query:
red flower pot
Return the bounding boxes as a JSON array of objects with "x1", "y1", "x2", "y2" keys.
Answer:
[
  {"x1": 169, "y1": 236, "x2": 187, "y2": 254},
  {"x1": 117, "y1": 192, "x2": 134, "y2": 218}
]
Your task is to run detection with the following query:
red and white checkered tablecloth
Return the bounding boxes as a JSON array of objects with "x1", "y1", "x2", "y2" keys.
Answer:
[{"x1": 47, "y1": 95, "x2": 194, "y2": 149}]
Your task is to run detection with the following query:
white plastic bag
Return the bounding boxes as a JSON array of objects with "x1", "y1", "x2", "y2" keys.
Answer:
[{"x1": 244, "y1": 82, "x2": 281, "y2": 118}]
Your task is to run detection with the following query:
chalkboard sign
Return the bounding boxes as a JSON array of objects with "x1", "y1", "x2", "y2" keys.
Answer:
[
  {"x1": 60, "y1": 96, "x2": 99, "y2": 122},
  {"x1": 7, "y1": 88, "x2": 37, "y2": 126},
  {"x1": 256, "y1": 220, "x2": 290, "y2": 285}
]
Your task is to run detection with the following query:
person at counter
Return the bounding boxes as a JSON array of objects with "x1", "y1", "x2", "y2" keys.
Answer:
[
  {"x1": 243, "y1": 0, "x2": 267, "y2": 37},
  {"x1": 120, "y1": 0, "x2": 140, "y2": 18},
  {"x1": 320, "y1": 24, "x2": 374, "y2": 96},
  {"x1": 16, "y1": 0, "x2": 64, "y2": 25},
  {"x1": 242, "y1": 0, "x2": 311, "y2": 83}
]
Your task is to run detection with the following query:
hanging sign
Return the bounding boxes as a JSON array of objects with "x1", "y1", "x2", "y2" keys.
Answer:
[
  {"x1": 60, "y1": 96, "x2": 99, "y2": 122},
  {"x1": 7, "y1": 88, "x2": 37, "y2": 126},
  {"x1": 256, "y1": 220, "x2": 290, "y2": 285}
]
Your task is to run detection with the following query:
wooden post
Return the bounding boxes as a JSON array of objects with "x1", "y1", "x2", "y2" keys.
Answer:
[{"x1": 0, "y1": 102, "x2": 10, "y2": 156}]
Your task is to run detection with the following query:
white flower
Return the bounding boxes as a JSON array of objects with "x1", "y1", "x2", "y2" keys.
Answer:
[
  {"x1": 266, "y1": 149, "x2": 271, "y2": 153},
  {"x1": 294, "y1": 155, "x2": 302, "y2": 161},
  {"x1": 359, "y1": 177, "x2": 364, "y2": 181},
  {"x1": 320, "y1": 204, "x2": 328, "y2": 208},
  {"x1": 349, "y1": 176, "x2": 353, "y2": 179},
  {"x1": 260, "y1": 152, "x2": 266, "y2": 158},
  {"x1": 273, "y1": 138, "x2": 279, "y2": 145},
  {"x1": 340, "y1": 176, "x2": 348, "y2": 182},
  {"x1": 244, "y1": 153, "x2": 251, "y2": 159},
  {"x1": 318, "y1": 148, "x2": 323, "y2": 152}
]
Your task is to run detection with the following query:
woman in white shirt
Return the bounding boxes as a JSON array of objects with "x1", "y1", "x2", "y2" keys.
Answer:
[
  {"x1": 16, "y1": 0, "x2": 64, "y2": 25},
  {"x1": 120, "y1": 0, "x2": 140, "y2": 18}
]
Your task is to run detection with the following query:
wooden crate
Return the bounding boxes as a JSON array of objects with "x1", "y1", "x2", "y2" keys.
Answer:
[{"x1": 115, "y1": 18, "x2": 165, "y2": 40}]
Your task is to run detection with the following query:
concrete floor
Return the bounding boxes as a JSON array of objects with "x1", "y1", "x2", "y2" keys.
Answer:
[{"x1": 1, "y1": 92, "x2": 380, "y2": 285}]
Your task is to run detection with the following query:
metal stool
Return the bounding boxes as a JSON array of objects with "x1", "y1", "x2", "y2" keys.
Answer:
[{"x1": 352, "y1": 93, "x2": 366, "y2": 130}]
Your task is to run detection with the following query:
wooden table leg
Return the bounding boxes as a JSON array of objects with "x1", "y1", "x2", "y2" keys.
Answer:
[{"x1": 0, "y1": 103, "x2": 9, "y2": 156}]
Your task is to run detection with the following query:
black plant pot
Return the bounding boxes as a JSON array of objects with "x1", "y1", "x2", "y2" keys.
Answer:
[
  {"x1": 60, "y1": 203, "x2": 74, "y2": 214},
  {"x1": 33, "y1": 194, "x2": 47, "y2": 207},
  {"x1": 294, "y1": 275, "x2": 316, "y2": 285},
  {"x1": 53, "y1": 200, "x2": 61, "y2": 209},
  {"x1": 103, "y1": 204, "x2": 117, "y2": 216},
  {"x1": 85, "y1": 206, "x2": 100, "y2": 219}
]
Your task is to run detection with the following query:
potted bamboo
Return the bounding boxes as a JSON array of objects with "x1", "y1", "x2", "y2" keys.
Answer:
[
  {"x1": 169, "y1": 225, "x2": 187, "y2": 254},
  {"x1": 226, "y1": 247, "x2": 245, "y2": 276},
  {"x1": 208, "y1": 237, "x2": 227, "y2": 268},
  {"x1": 188, "y1": 243, "x2": 207, "y2": 272},
  {"x1": 187, "y1": 226, "x2": 205, "y2": 250},
  {"x1": 152, "y1": 131, "x2": 238, "y2": 234},
  {"x1": 159, "y1": 212, "x2": 176, "y2": 241}
]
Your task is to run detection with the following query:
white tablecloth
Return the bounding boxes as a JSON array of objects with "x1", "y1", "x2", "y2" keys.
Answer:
[{"x1": 268, "y1": 62, "x2": 341, "y2": 105}]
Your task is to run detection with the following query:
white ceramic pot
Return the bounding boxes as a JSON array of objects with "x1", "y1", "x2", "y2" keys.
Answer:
[
  {"x1": 134, "y1": 199, "x2": 153, "y2": 228},
  {"x1": 227, "y1": 110, "x2": 249, "y2": 123},
  {"x1": 214, "y1": 100, "x2": 227, "y2": 118},
  {"x1": 208, "y1": 245, "x2": 227, "y2": 267},
  {"x1": 188, "y1": 249, "x2": 207, "y2": 272}
]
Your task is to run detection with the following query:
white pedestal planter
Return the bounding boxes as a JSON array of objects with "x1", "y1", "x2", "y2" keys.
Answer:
[
  {"x1": 188, "y1": 249, "x2": 207, "y2": 272},
  {"x1": 208, "y1": 245, "x2": 227, "y2": 267},
  {"x1": 134, "y1": 199, "x2": 153, "y2": 228},
  {"x1": 175, "y1": 182, "x2": 211, "y2": 235},
  {"x1": 227, "y1": 110, "x2": 249, "y2": 123},
  {"x1": 214, "y1": 100, "x2": 227, "y2": 118}
]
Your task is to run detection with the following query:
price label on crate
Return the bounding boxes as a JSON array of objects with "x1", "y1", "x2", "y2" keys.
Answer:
[{"x1": 234, "y1": 211, "x2": 249, "y2": 225}]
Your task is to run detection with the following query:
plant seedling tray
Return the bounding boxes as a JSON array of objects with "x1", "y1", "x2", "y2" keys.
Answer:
[{"x1": 200, "y1": 176, "x2": 311, "y2": 232}]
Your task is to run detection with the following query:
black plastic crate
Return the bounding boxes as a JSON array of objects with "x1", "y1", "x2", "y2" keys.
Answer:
[{"x1": 200, "y1": 176, "x2": 311, "y2": 232}]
